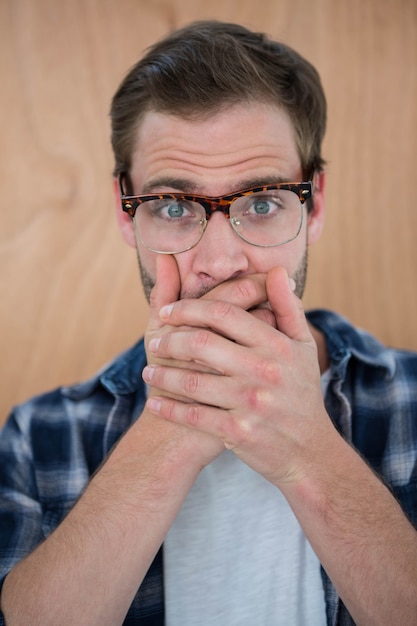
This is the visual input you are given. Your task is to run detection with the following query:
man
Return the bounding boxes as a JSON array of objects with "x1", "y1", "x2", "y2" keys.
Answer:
[{"x1": 0, "y1": 20, "x2": 416, "y2": 626}]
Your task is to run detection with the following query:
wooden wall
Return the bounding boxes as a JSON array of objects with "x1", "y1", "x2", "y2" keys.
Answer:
[{"x1": 1, "y1": 0, "x2": 416, "y2": 424}]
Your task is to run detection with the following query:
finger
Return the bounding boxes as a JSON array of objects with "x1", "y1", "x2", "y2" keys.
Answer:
[
  {"x1": 149, "y1": 254, "x2": 181, "y2": 316},
  {"x1": 148, "y1": 326, "x2": 233, "y2": 373},
  {"x1": 146, "y1": 395, "x2": 262, "y2": 455},
  {"x1": 266, "y1": 266, "x2": 312, "y2": 342},
  {"x1": 248, "y1": 306, "x2": 278, "y2": 328},
  {"x1": 200, "y1": 274, "x2": 268, "y2": 310},
  {"x1": 146, "y1": 254, "x2": 183, "y2": 371},
  {"x1": 148, "y1": 255, "x2": 181, "y2": 333},
  {"x1": 146, "y1": 395, "x2": 234, "y2": 444},
  {"x1": 143, "y1": 363, "x2": 235, "y2": 408},
  {"x1": 147, "y1": 256, "x2": 224, "y2": 376},
  {"x1": 157, "y1": 298, "x2": 281, "y2": 350},
  {"x1": 147, "y1": 321, "x2": 286, "y2": 388},
  {"x1": 203, "y1": 273, "x2": 277, "y2": 329}
]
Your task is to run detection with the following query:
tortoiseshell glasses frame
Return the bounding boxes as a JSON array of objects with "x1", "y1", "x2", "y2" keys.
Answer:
[{"x1": 118, "y1": 174, "x2": 312, "y2": 254}]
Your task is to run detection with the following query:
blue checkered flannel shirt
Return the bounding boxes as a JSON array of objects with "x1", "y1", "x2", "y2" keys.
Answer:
[{"x1": 1, "y1": 310, "x2": 417, "y2": 625}]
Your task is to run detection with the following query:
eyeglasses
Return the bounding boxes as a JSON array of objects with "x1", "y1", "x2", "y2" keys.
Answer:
[{"x1": 119, "y1": 175, "x2": 312, "y2": 254}]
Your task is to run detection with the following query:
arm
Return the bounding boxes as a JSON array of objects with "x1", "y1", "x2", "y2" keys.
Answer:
[
  {"x1": 0, "y1": 267, "x2": 214, "y2": 625},
  {"x1": 0, "y1": 256, "x2": 272, "y2": 626},
  {"x1": 143, "y1": 265, "x2": 417, "y2": 626},
  {"x1": 1, "y1": 411, "x2": 213, "y2": 626}
]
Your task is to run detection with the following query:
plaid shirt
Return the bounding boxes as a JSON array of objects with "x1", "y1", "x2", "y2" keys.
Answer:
[{"x1": 1, "y1": 309, "x2": 417, "y2": 625}]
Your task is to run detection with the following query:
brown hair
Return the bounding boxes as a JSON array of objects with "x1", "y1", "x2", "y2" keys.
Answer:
[{"x1": 110, "y1": 20, "x2": 327, "y2": 179}]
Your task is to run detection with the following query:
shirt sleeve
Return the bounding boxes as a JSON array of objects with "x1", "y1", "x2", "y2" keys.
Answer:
[{"x1": 0, "y1": 409, "x2": 45, "y2": 591}]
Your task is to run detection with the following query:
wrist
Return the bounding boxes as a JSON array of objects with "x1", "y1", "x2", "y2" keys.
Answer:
[{"x1": 105, "y1": 408, "x2": 217, "y2": 497}]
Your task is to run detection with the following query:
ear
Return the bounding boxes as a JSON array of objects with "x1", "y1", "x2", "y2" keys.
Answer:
[
  {"x1": 307, "y1": 170, "x2": 326, "y2": 245},
  {"x1": 113, "y1": 177, "x2": 136, "y2": 248}
]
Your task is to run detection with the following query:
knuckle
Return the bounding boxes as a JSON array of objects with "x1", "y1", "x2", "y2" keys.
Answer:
[
  {"x1": 183, "y1": 371, "x2": 200, "y2": 395},
  {"x1": 234, "y1": 275, "x2": 266, "y2": 306},
  {"x1": 166, "y1": 400, "x2": 177, "y2": 420},
  {"x1": 233, "y1": 277, "x2": 255, "y2": 302},
  {"x1": 240, "y1": 387, "x2": 273, "y2": 412},
  {"x1": 246, "y1": 387, "x2": 262, "y2": 413},
  {"x1": 254, "y1": 357, "x2": 282, "y2": 385},
  {"x1": 209, "y1": 300, "x2": 233, "y2": 320},
  {"x1": 227, "y1": 414, "x2": 254, "y2": 447},
  {"x1": 186, "y1": 403, "x2": 201, "y2": 427},
  {"x1": 190, "y1": 329, "x2": 211, "y2": 353}
]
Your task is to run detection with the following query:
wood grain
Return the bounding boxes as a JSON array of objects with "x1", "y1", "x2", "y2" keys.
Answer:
[{"x1": 1, "y1": 0, "x2": 416, "y2": 424}]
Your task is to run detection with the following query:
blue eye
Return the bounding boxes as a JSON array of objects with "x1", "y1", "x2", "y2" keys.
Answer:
[
  {"x1": 150, "y1": 200, "x2": 194, "y2": 220},
  {"x1": 251, "y1": 200, "x2": 272, "y2": 215},
  {"x1": 245, "y1": 196, "x2": 285, "y2": 217},
  {"x1": 165, "y1": 202, "x2": 186, "y2": 218}
]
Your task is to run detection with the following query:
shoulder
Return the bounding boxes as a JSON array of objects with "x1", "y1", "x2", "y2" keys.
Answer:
[
  {"x1": 307, "y1": 308, "x2": 417, "y2": 379},
  {"x1": 0, "y1": 338, "x2": 148, "y2": 532},
  {"x1": 1, "y1": 338, "x2": 148, "y2": 459},
  {"x1": 308, "y1": 310, "x2": 417, "y2": 517}
]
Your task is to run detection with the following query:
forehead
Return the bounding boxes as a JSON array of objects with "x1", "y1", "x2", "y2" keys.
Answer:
[{"x1": 130, "y1": 102, "x2": 302, "y2": 194}]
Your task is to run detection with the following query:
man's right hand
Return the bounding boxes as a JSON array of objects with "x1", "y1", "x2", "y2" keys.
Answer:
[
  {"x1": 142, "y1": 254, "x2": 275, "y2": 469},
  {"x1": 145, "y1": 254, "x2": 274, "y2": 375}
]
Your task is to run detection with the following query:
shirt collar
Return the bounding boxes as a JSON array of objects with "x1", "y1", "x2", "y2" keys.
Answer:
[
  {"x1": 62, "y1": 338, "x2": 147, "y2": 400},
  {"x1": 306, "y1": 309, "x2": 396, "y2": 378}
]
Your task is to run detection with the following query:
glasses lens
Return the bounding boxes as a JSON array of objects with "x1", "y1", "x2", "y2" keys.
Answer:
[
  {"x1": 230, "y1": 189, "x2": 303, "y2": 246},
  {"x1": 133, "y1": 198, "x2": 206, "y2": 253}
]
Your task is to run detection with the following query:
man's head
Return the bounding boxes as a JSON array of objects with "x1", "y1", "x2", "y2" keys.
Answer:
[
  {"x1": 110, "y1": 20, "x2": 326, "y2": 181},
  {"x1": 110, "y1": 21, "x2": 327, "y2": 302}
]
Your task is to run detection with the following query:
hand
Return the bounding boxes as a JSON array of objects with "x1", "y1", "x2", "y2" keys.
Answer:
[
  {"x1": 143, "y1": 266, "x2": 333, "y2": 486},
  {"x1": 145, "y1": 255, "x2": 277, "y2": 392},
  {"x1": 143, "y1": 255, "x2": 278, "y2": 468}
]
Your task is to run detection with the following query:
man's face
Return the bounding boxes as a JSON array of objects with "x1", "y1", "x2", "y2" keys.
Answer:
[{"x1": 123, "y1": 102, "x2": 324, "y2": 301}]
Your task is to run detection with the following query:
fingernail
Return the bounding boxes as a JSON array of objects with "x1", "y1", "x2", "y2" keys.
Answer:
[
  {"x1": 148, "y1": 338, "x2": 161, "y2": 353},
  {"x1": 147, "y1": 397, "x2": 161, "y2": 413},
  {"x1": 288, "y1": 277, "x2": 296, "y2": 292},
  {"x1": 159, "y1": 303, "x2": 174, "y2": 319},
  {"x1": 142, "y1": 365, "x2": 156, "y2": 382}
]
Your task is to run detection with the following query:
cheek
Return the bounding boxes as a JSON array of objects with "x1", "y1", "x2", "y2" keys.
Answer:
[
  {"x1": 247, "y1": 243, "x2": 305, "y2": 275},
  {"x1": 137, "y1": 245, "x2": 158, "y2": 283},
  {"x1": 138, "y1": 246, "x2": 196, "y2": 298}
]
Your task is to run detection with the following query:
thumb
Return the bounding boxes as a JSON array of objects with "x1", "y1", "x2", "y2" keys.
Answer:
[
  {"x1": 148, "y1": 255, "x2": 181, "y2": 331},
  {"x1": 266, "y1": 266, "x2": 311, "y2": 342}
]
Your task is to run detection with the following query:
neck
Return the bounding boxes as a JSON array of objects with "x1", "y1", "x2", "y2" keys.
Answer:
[{"x1": 309, "y1": 324, "x2": 329, "y2": 374}]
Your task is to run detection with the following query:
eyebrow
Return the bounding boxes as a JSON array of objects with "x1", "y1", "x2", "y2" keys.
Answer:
[
  {"x1": 141, "y1": 177, "x2": 198, "y2": 194},
  {"x1": 141, "y1": 175, "x2": 297, "y2": 196}
]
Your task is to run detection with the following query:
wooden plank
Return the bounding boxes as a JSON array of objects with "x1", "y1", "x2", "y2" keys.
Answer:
[{"x1": 1, "y1": 0, "x2": 416, "y2": 423}]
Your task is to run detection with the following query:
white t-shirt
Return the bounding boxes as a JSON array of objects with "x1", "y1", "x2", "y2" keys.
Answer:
[{"x1": 163, "y1": 372, "x2": 331, "y2": 625}]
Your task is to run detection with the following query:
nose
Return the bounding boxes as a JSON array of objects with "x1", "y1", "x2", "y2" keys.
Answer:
[{"x1": 191, "y1": 211, "x2": 249, "y2": 283}]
